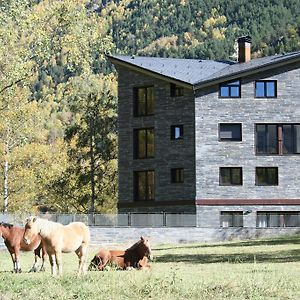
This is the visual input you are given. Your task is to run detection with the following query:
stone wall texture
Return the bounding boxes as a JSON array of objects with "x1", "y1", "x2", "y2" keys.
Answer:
[
  {"x1": 116, "y1": 59, "x2": 300, "y2": 224},
  {"x1": 117, "y1": 65, "x2": 196, "y2": 211},
  {"x1": 88, "y1": 227, "x2": 300, "y2": 246},
  {"x1": 195, "y1": 62, "x2": 300, "y2": 200}
]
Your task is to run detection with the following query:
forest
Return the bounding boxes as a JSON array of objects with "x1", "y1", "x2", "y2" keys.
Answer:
[{"x1": 0, "y1": 0, "x2": 300, "y2": 214}]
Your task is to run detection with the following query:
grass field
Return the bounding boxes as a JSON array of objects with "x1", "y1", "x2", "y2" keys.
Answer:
[{"x1": 0, "y1": 235, "x2": 299, "y2": 300}]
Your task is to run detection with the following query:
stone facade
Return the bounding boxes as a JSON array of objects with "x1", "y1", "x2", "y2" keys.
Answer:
[
  {"x1": 114, "y1": 58, "x2": 300, "y2": 228},
  {"x1": 117, "y1": 66, "x2": 196, "y2": 212},
  {"x1": 82, "y1": 227, "x2": 300, "y2": 246},
  {"x1": 195, "y1": 62, "x2": 300, "y2": 200},
  {"x1": 195, "y1": 62, "x2": 300, "y2": 225}
]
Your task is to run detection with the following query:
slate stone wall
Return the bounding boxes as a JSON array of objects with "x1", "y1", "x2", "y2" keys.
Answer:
[
  {"x1": 195, "y1": 62, "x2": 300, "y2": 225},
  {"x1": 195, "y1": 62, "x2": 300, "y2": 201},
  {"x1": 88, "y1": 226, "x2": 299, "y2": 246},
  {"x1": 117, "y1": 66, "x2": 196, "y2": 212}
]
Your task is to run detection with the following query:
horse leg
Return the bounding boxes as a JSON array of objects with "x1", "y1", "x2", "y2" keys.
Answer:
[
  {"x1": 49, "y1": 254, "x2": 57, "y2": 276},
  {"x1": 29, "y1": 252, "x2": 38, "y2": 273},
  {"x1": 97, "y1": 257, "x2": 108, "y2": 271},
  {"x1": 55, "y1": 252, "x2": 63, "y2": 276},
  {"x1": 75, "y1": 246, "x2": 88, "y2": 276},
  {"x1": 39, "y1": 245, "x2": 47, "y2": 272},
  {"x1": 138, "y1": 257, "x2": 151, "y2": 270},
  {"x1": 14, "y1": 250, "x2": 22, "y2": 273},
  {"x1": 10, "y1": 253, "x2": 17, "y2": 273},
  {"x1": 30, "y1": 245, "x2": 42, "y2": 272}
]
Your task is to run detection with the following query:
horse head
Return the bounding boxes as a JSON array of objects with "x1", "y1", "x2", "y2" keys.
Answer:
[
  {"x1": 139, "y1": 236, "x2": 152, "y2": 259},
  {"x1": 0, "y1": 222, "x2": 13, "y2": 238},
  {"x1": 23, "y1": 216, "x2": 39, "y2": 245}
]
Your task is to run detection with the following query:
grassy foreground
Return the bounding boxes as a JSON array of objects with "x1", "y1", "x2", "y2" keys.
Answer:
[{"x1": 0, "y1": 235, "x2": 299, "y2": 300}]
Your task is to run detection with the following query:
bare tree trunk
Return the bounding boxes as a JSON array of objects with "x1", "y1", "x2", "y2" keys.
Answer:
[
  {"x1": 4, "y1": 160, "x2": 9, "y2": 212},
  {"x1": 89, "y1": 118, "x2": 96, "y2": 213},
  {"x1": 3, "y1": 137, "x2": 9, "y2": 212}
]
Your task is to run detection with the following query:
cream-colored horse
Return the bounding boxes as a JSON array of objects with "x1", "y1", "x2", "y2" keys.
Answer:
[{"x1": 23, "y1": 217, "x2": 90, "y2": 276}]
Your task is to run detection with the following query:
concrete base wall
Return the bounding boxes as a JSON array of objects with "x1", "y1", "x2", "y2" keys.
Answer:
[
  {"x1": 0, "y1": 227, "x2": 298, "y2": 250},
  {"x1": 89, "y1": 227, "x2": 300, "y2": 247}
]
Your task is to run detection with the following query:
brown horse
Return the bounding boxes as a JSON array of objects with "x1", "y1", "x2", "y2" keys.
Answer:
[
  {"x1": 0, "y1": 222, "x2": 47, "y2": 273},
  {"x1": 89, "y1": 236, "x2": 152, "y2": 271},
  {"x1": 23, "y1": 216, "x2": 90, "y2": 276}
]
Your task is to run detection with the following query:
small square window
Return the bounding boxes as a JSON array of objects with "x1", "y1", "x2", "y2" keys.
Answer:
[
  {"x1": 255, "y1": 80, "x2": 277, "y2": 98},
  {"x1": 171, "y1": 125, "x2": 183, "y2": 140},
  {"x1": 255, "y1": 167, "x2": 278, "y2": 186},
  {"x1": 219, "y1": 123, "x2": 242, "y2": 141},
  {"x1": 219, "y1": 80, "x2": 241, "y2": 98},
  {"x1": 219, "y1": 167, "x2": 243, "y2": 186},
  {"x1": 171, "y1": 168, "x2": 184, "y2": 183},
  {"x1": 170, "y1": 83, "x2": 184, "y2": 97}
]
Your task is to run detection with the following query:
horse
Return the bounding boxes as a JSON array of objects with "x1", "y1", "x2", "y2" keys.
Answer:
[
  {"x1": 0, "y1": 222, "x2": 47, "y2": 273},
  {"x1": 23, "y1": 216, "x2": 90, "y2": 276},
  {"x1": 88, "y1": 236, "x2": 152, "y2": 271}
]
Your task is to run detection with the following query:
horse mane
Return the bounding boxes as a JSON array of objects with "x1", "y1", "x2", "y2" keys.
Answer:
[
  {"x1": 0, "y1": 222, "x2": 13, "y2": 228},
  {"x1": 27, "y1": 216, "x2": 63, "y2": 236},
  {"x1": 126, "y1": 239, "x2": 142, "y2": 252}
]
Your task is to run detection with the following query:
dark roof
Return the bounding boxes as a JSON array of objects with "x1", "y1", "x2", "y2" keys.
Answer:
[
  {"x1": 108, "y1": 51, "x2": 300, "y2": 89},
  {"x1": 198, "y1": 51, "x2": 300, "y2": 87},
  {"x1": 108, "y1": 55, "x2": 233, "y2": 85}
]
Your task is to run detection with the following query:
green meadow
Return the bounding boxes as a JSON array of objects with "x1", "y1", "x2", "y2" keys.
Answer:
[{"x1": 0, "y1": 235, "x2": 299, "y2": 300}]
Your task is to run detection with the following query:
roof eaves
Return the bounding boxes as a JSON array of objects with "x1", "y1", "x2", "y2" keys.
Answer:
[
  {"x1": 107, "y1": 55, "x2": 194, "y2": 89},
  {"x1": 193, "y1": 53, "x2": 300, "y2": 90}
]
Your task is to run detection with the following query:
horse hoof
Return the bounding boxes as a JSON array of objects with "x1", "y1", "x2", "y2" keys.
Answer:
[
  {"x1": 29, "y1": 268, "x2": 37, "y2": 273},
  {"x1": 18, "y1": 269, "x2": 22, "y2": 273}
]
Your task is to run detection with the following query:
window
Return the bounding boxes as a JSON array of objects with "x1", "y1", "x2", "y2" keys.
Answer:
[
  {"x1": 134, "y1": 128, "x2": 154, "y2": 159},
  {"x1": 257, "y1": 212, "x2": 300, "y2": 227},
  {"x1": 255, "y1": 80, "x2": 277, "y2": 98},
  {"x1": 171, "y1": 168, "x2": 184, "y2": 183},
  {"x1": 219, "y1": 123, "x2": 242, "y2": 141},
  {"x1": 219, "y1": 167, "x2": 243, "y2": 186},
  {"x1": 220, "y1": 212, "x2": 243, "y2": 227},
  {"x1": 256, "y1": 124, "x2": 300, "y2": 155},
  {"x1": 134, "y1": 86, "x2": 154, "y2": 116},
  {"x1": 134, "y1": 171, "x2": 155, "y2": 201},
  {"x1": 255, "y1": 167, "x2": 278, "y2": 186},
  {"x1": 282, "y1": 124, "x2": 300, "y2": 154},
  {"x1": 256, "y1": 124, "x2": 278, "y2": 154},
  {"x1": 170, "y1": 83, "x2": 184, "y2": 97},
  {"x1": 171, "y1": 125, "x2": 183, "y2": 140},
  {"x1": 219, "y1": 80, "x2": 241, "y2": 98}
]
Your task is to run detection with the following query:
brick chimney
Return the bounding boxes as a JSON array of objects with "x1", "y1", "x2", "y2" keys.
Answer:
[{"x1": 238, "y1": 36, "x2": 252, "y2": 63}]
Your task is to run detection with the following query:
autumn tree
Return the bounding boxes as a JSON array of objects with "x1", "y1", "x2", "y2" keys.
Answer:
[{"x1": 48, "y1": 73, "x2": 118, "y2": 213}]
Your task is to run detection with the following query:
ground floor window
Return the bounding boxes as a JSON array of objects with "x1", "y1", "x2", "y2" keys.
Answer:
[
  {"x1": 255, "y1": 167, "x2": 278, "y2": 186},
  {"x1": 134, "y1": 170, "x2": 155, "y2": 201},
  {"x1": 220, "y1": 211, "x2": 243, "y2": 227},
  {"x1": 257, "y1": 212, "x2": 300, "y2": 227}
]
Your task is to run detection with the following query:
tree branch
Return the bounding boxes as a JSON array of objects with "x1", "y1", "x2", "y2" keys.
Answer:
[{"x1": 0, "y1": 76, "x2": 29, "y2": 95}]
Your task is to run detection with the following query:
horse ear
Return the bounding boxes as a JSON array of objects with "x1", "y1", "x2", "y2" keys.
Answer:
[{"x1": 140, "y1": 236, "x2": 145, "y2": 241}]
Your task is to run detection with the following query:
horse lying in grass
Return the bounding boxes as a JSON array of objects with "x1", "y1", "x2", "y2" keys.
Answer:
[
  {"x1": 0, "y1": 222, "x2": 47, "y2": 273},
  {"x1": 89, "y1": 236, "x2": 152, "y2": 271},
  {"x1": 23, "y1": 217, "x2": 90, "y2": 276}
]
